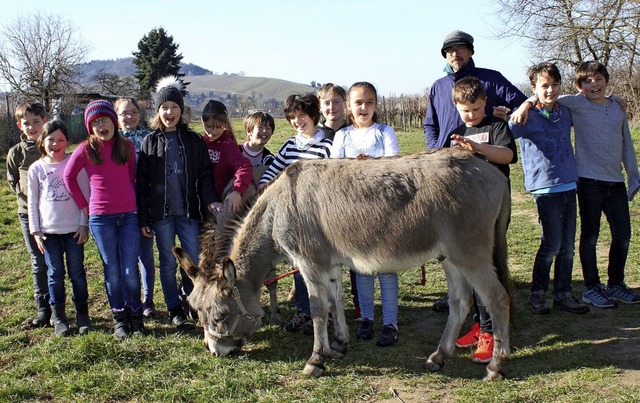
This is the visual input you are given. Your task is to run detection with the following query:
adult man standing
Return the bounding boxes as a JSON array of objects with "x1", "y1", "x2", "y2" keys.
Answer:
[
  {"x1": 424, "y1": 30, "x2": 526, "y2": 313},
  {"x1": 424, "y1": 30, "x2": 527, "y2": 149}
]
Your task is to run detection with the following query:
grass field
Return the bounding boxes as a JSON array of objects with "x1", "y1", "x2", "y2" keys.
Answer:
[{"x1": 0, "y1": 119, "x2": 639, "y2": 402}]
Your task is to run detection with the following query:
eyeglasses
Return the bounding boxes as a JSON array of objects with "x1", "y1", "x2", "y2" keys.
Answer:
[
  {"x1": 445, "y1": 45, "x2": 468, "y2": 55},
  {"x1": 91, "y1": 117, "x2": 112, "y2": 127},
  {"x1": 118, "y1": 111, "x2": 139, "y2": 118}
]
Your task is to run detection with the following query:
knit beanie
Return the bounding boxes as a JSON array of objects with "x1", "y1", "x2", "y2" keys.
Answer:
[
  {"x1": 84, "y1": 99, "x2": 118, "y2": 135},
  {"x1": 154, "y1": 76, "x2": 185, "y2": 113},
  {"x1": 440, "y1": 30, "x2": 474, "y2": 58}
]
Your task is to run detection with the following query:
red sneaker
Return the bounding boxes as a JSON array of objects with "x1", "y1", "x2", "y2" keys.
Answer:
[
  {"x1": 471, "y1": 332, "x2": 494, "y2": 363},
  {"x1": 456, "y1": 322, "x2": 480, "y2": 348}
]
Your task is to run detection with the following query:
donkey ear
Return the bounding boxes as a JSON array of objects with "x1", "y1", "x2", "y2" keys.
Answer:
[
  {"x1": 173, "y1": 246, "x2": 199, "y2": 281},
  {"x1": 217, "y1": 257, "x2": 236, "y2": 290}
]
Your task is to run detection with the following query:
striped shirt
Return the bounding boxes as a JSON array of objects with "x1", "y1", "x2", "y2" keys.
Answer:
[{"x1": 259, "y1": 130, "x2": 332, "y2": 184}]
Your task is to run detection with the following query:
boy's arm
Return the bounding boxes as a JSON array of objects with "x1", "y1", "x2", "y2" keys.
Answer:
[
  {"x1": 6, "y1": 147, "x2": 21, "y2": 193},
  {"x1": 621, "y1": 118, "x2": 640, "y2": 201},
  {"x1": 259, "y1": 140, "x2": 289, "y2": 185},
  {"x1": 451, "y1": 134, "x2": 514, "y2": 164},
  {"x1": 510, "y1": 95, "x2": 536, "y2": 126}
]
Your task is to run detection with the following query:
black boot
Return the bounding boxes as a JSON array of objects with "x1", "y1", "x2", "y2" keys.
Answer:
[
  {"x1": 112, "y1": 310, "x2": 130, "y2": 340},
  {"x1": 74, "y1": 301, "x2": 94, "y2": 335},
  {"x1": 30, "y1": 294, "x2": 52, "y2": 328},
  {"x1": 129, "y1": 309, "x2": 146, "y2": 336},
  {"x1": 169, "y1": 305, "x2": 195, "y2": 331},
  {"x1": 51, "y1": 303, "x2": 70, "y2": 337}
]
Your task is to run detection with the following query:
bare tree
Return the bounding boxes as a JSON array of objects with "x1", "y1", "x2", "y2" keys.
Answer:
[
  {"x1": 0, "y1": 12, "x2": 88, "y2": 111},
  {"x1": 492, "y1": 0, "x2": 640, "y2": 120},
  {"x1": 94, "y1": 70, "x2": 139, "y2": 97}
]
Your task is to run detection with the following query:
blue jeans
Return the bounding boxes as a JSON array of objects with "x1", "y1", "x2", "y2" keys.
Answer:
[
  {"x1": 356, "y1": 272, "x2": 399, "y2": 326},
  {"x1": 531, "y1": 190, "x2": 577, "y2": 297},
  {"x1": 293, "y1": 272, "x2": 310, "y2": 316},
  {"x1": 577, "y1": 179, "x2": 630, "y2": 288},
  {"x1": 19, "y1": 213, "x2": 48, "y2": 298},
  {"x1": 153, "y1": 216, "x2": 199, "y2": 311},
  {"x1": 43, "y1": 233, "x2": 88, "y2": 305},
  {"x1": 89, "y1": 212, "x2": 142, "y2": 311},
  {"x1": 139, "y1": 235, "x2": 156, "y2": 303}
]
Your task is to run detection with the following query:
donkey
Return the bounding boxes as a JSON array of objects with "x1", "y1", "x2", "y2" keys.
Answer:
[{"x1": 174, "y1": 148, "x2": 513, "y2": 381}]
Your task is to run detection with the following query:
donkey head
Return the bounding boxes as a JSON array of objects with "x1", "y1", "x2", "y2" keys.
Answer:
[{"x1": 173, "y1": 247, "x2": 263, "y2": 356}]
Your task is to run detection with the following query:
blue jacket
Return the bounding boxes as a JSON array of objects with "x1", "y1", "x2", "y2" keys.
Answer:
[
  {"x1": 424, "y1": 58, "x2": 527, "y2": 149},
  {"x1": 509, "y1": 105, "x2": 578, "y2": 192}
]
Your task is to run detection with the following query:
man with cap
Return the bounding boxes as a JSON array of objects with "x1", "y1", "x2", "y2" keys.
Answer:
[{"x1": 424, "y1": 30, "x2": 527, "y2": 150}]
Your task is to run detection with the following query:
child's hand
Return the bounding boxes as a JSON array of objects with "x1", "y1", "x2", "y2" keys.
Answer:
[
  {"x1": 208, "y1": 202, "x2": 224, "y2": 215},
  {"x1": 493, "y1": 106, "x2": 511, "y2": 121},
  {"x1": 140, "y1": 226, "x2": 154, "y2": 239},
  {"x1": 510, "y1": 103, "x2": 532, "y2": 125},
  {"x1": 610, "y1": 95, "x2": 627, "y2": 112},
  {"x1": 33, "y1": 232, "x2": 46, "y2": 254},
  {"x1": 450, "y1": 134, "x2": 477, "y2": 151},
  {"x1": 225, "y1": 191, "x2": 242, "y2": 214},
  {"x1": 257, "y1": 183, "x2": 267, "y2": 191},
  {"x1": 74, "y1": 226, "x2": 89, "y2": 245}
]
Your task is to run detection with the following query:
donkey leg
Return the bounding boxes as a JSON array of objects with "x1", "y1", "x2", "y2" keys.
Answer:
[
  {"x1": 327, "y1": 264, "x2": 349, "y2": 356},
  {"x1": 265, "y1": 269, "x2": 282, "y2": 325},
  {"x1": 467, "y1": 266, "x2": 511, "y2": 381},
  {"x1": 425, "y1": 262, "x2": 473, "y2": 372},
  {"x1": 300, "y1": 268, "x2": 333, "y2": 377}
]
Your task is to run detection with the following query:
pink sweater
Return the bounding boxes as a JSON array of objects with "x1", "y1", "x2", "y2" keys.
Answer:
[{"x1": 64, "y1": 138, "x2": 137, "y2": 215}]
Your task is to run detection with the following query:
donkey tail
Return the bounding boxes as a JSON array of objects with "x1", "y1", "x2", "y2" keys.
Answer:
[{"x1": 493, "y1": 182, "x2": 514, "y2": 314}]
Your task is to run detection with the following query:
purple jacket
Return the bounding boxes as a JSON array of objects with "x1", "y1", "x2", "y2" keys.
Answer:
[{"x1": 424, "y1": 58, "x2": 527, "y2": 149}]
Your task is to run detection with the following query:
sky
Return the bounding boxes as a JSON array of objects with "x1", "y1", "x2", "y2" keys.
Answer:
[{"x1": 0, "y1": 0, "x2": 532, "y2": 97}]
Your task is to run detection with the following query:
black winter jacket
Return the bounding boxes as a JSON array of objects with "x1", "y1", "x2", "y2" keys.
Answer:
[{"x1": 136, "y1": 126, "x2": 220, "y2": 227}]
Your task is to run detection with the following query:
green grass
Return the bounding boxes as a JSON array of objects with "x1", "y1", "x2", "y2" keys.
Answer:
[{"x1": 1, "y1": 120, "x2": 639, "y2": 401}]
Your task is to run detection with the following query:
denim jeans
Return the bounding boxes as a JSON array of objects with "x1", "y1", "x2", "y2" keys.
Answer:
[
  {"x1": 89, "y1": 212, "x2": 142, "y2": 311},
  {"x1": 138, "y1": 235, "x2": 156, "y2": 303},
  {"x1": 43, "y1": 233, "x2": 88, "y2": 305},
  {"x1": 293, "y1": 272, "x2": 310, "y2": 316},
  {"x1": 531, "y1": 190, "x2": 577, "y2": 297},
  {"x1": 356, "y1": 272, "x2": 399, "y2": 326},
  {"x1": 18, "y1": 213, "x2": 48, "y2": 298},
  {"x1": 153, "y1": 215, "x2": 199, "y2": 311},
  {"x1": 577, "y1": 179, "x2": 630, "y2": 288}
]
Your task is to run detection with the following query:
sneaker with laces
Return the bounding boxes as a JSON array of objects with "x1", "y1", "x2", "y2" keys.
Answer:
[
  {"x1": 284, "y1": 311, "x2": 312, "y2": 333},
  {"x1": 471, "y1": 332, "x2": 494, "y2": 363},
  {"x1": 605, "y1": 284, "x2": 640, "y2": 304},
  {"x1": 376, "y1": 324, "x2": 398, "y2": 347},
  {"x1": 553, "y1": 293, "x2": 590, "y2": 314},
  {"x1": 356, "y1": 318, "x2": 374, "y2": 340},
  {"x1": 582, "y1": 284, "x2": 618, "y2": 308},
  {"x1": 529, "y1": 290, "x2": 551, "y2": 315},
  {"x1": 456, "y1": 322, "x2": 480, "y2": 348}
]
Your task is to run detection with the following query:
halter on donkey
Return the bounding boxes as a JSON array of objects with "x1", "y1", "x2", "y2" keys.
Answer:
[{"x1": 174, "y1": 148, "x2": 513, "y2": 381}]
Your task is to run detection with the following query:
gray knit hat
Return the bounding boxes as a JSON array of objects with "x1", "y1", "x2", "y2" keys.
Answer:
[{"x1": 441, "y1": 30, "x2": 474, "y2": 57}]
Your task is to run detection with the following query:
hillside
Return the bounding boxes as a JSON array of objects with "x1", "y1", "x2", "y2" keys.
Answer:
[
  {"x1": 186, "y1": 75, "x2": 314, "y2": 101},
  {"x1": 76, "y1": 58, "x2": 314, "y2": 101}
]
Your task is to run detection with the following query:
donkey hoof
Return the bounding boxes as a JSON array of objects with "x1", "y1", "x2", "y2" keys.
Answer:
[
  {"x1": 423, "y1": 358, "x2": 444, "y2": 372},
  {"x1": 483, "y1": 370, "x2": 504, "y2": 382},
  {"x1": 303, "y1": 363, "x2": 325, "y2": 377}
]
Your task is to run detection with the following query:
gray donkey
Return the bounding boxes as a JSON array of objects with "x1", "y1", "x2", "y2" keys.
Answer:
[{"x1": 174, "y1": 148, "x2": 513, "y2": 381}]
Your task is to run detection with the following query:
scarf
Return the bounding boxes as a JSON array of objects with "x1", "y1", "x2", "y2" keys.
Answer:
[{"x1": 535, "y1": 101, "x2": 562, "y2": 123}]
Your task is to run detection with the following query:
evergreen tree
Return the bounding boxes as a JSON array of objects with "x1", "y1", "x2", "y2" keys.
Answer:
[{"x1": 132, "y1": 27, "x2": 183, "y2": 99}]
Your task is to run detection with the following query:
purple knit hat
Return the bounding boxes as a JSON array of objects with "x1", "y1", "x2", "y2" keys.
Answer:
[{"x1": 84, "y1": 99, "x2": 118, "y2": 135}]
